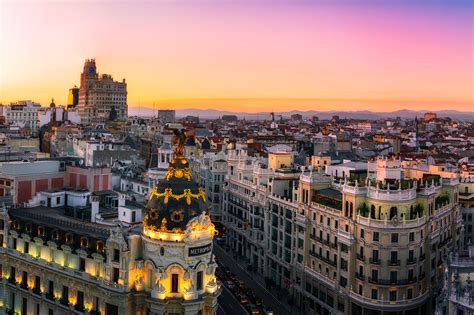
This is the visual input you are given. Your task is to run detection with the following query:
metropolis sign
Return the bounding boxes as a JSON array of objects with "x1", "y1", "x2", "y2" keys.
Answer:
[{"x1": 189, "y1": 243, "x2": 212, "y2": 257}]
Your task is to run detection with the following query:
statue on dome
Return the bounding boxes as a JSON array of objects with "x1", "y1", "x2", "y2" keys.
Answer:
[{"x1": 172, "y1": 128, "x2": 187, "y2": 159}]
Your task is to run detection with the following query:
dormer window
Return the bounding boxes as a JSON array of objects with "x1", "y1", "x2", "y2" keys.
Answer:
[
  {"x1": 80, "y1": 237, "x2": 88, "y2": 248},
  {"x1": 26, "y1": 223, "x2": 32, "y2": 233},
  {"x1": 52, "y1": 230, "x2": 60, "y2": 241},
  {"x1": 96, "y1": 241, "x2": 104, "y2": 252},
  {"x1": 37, "y1": 227, "x2": 45, "y2": 237},
  {"x1": 65, "y1": 233, "x2": 73, "y2": 244}
]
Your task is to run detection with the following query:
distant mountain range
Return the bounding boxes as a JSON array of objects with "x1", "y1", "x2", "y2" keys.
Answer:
[{"x1": 128, "y1": 107, "x2": 474, "y2": 121}]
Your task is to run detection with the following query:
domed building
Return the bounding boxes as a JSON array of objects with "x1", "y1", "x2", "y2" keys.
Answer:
[
  {"x1": 141, "y1": 131, "x2": 220, "y2": 314},
  {"x1": 0, "y1": 131, "x2": 220, "y2": 315}
]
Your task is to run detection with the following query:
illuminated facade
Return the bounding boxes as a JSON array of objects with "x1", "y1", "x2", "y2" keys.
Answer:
[{"x1": 0, "y1": 132, "x2": 220, "y2": 315}]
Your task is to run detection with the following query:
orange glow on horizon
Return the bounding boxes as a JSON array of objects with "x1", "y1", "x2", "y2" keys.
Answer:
[{"x1": 0, "y1": 1, "x2": 472, "y2": 112}]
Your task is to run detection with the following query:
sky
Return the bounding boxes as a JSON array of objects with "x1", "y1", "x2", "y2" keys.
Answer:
[{"x1": 0, "y1": 0, "x2": 473, "y2": 112}]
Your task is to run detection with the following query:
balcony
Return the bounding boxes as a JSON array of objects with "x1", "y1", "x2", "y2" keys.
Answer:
[
  {"x1": 420, "y1": 254, "x2": 426, "y2": 261},
  {"x1": 357, "y1": 254, "x2": 366, "y2": 263},
  {"x1": 356, "y1": 272, "x2": 365, "y2": 281},
  {"x1": 366, "y1": 186, "x2": 417, "y2": 201},
  {"x1": 348, "y1": 290, "x2": 430, "y2": 310},
  {"x1": 369, "y1": 258, "x2": 381, "y2": 265},
  {"x1": 368, "y1": 277, "x2": 417, "y2": 285},
  {"x1": 309, "y1": 250, "x2": 337, "y2": 267},
  {"x1": 388, "y1": 260, "x2": 401, "y2": 266},
  {"x1": 407, "y1": 258, "x2": 417, "y2": 265},
  {"x1": 439, "y1": 237, "x2": 452, "y2": 248}
]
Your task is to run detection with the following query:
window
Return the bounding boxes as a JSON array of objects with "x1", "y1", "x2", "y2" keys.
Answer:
[
  {"x1": 61, "y1": 285, "x2": 69, "y2": 305},
  {"x1": 409, "y1": 232, "x2": 415, "y2": 242},
  {"x1": 171, "y1": 274, "x2": 179, "y2": 293},
  {"x1": 390, "y1": 271, "x2": 398, "y2": 283},
  {"x1": 56, "y1": 197, "x2": 60, "y2": 204},
  {"x1": 409, "y1": 250, "x2": 414, "y2": 262},
  {"x1": 408, "y1": 269, "x2": 414, "y2": 281},
  {"x1": 391, "y1": 251, "x2": 398, "y2": 264},
  {"x1": 196, "y1": 271, "x2": 203, "y2": 290},
  {"x1": 371, "y1": 269, "x2": 378, "y2": 281},
  {"x1": 372, "y1": 250, "x2": 379, "y2": 262},
  {"x1": 389, "y1": 290, "x2": 397, "y2": 301},
  {"x1": 360, "y1": 229, "x2": 365, "y2": 239},
  {"x1": 80, "y1": 258, "x2": 86, "y2": 272},
  {"x1": 113, "y1": 268, "x2": 119, "y2": 283},
  {"x1": 113, "y1": 249, "x2": 120, "y2": 262},
  {"x1": 34, "y1": 276, "x2": 40, "y2": 294},
  {"x1": 48, "y1": 280, "x2": 54, "y2": 298},
  {"x1": 407, "y1": 288, "x2": 413, "y2": 299},
  {"x1": 391, "y1": 233, "x2": 398, "y2": 243},
  {"x1": 96, "y1": 241, "x2": 104, "y2": 252},
  {"x1": 373, "y1": 232, "x2": 379, "y2": 242},
  {"x1": 371, "y1": 289, "x2": 378, "y2": 299},
  {"x1": 105, "y1": 303, "x2": 119, "y2": 315},
  {"x1": 24, "y1": 242, "x2": 29, "y2": 254}
]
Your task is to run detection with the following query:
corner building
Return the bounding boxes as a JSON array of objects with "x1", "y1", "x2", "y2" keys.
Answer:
[
  {"x1": 223, "y1": 149, "x2": 462, "y2": 315},
  {"x1": 0, "y1": 137, "x2": 220, "y2": 314}
]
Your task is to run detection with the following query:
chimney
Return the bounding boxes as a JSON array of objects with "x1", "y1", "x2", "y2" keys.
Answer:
[{"x1": 91, "y1": 196, "x2": 100, "y2": 223}]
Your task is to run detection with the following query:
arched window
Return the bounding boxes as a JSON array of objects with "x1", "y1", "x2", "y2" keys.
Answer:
[
  {"x1": 96, "y1": 241, "x2": 104, "y2": 252},
  {"x1": 345, "y1": 201, "x2": 349, "y2": 217},
  {"x1": 37, "y1": 226, "x2": 45, "y2": 237},
  {"x1": 389, "y1": 207, "x2": 398, "y2": 219},
  {"x1": 80, "y1": 237, "x2": 88, "y2": 248},
  {"x1": 370, "y1": 205, "x2": 376, "y2": 219},
  {"x1": 65, "y1": 233, "x2": 73, "y2": 244}
]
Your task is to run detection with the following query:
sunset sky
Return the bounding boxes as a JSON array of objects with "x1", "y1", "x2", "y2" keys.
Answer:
[{"x1": 0, "y1": 0, "x2": 472, "y2": 112}]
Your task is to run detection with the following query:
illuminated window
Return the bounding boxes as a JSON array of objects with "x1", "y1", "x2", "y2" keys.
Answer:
[
  {"x1": 65, "y1": 234, "x2": 72, "y2": 244},
  {"x1": 196, "y1": 271, "x2": 203, "y2": 290},
  {"x1": 96, "y1": 241, "x2": 104, "y2": 252},
  {"x1": 52, "y1": 231, "x2": 60, "y2": 241},
  {"x1": 80, "y1": 237, "x2": 88, "y2": 248},
  {"x1": 37, "y1": 227, "x2": 45, "y2": 237},
  {"x1": 171, "y1": 274, "x2": 179, "y2": 293}
]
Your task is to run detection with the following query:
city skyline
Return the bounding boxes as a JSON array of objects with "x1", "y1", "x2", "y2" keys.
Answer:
[{"x1": 1, "y1": 0, "x2": 473, "y2": 112}]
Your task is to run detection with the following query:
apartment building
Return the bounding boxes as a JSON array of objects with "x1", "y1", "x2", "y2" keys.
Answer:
[
  {"x1": 223, "y1": 152, "x2": 463, "y2": 315},
  {"x1": 190, "y1": 151, "x2": 227, "y2": 222},
  {"x1": 0, "y1": 101, "x2": 41, "y2": 136}
]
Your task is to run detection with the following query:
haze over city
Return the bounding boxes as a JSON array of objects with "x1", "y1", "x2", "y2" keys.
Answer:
[{"x1": 1, "y1": 0, "x2": 472, "y2": 112}]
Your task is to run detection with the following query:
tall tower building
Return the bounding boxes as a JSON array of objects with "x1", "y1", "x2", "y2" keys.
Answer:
[{"x1": 77, "y1": 59, "x2": 128, "y2": 125}]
